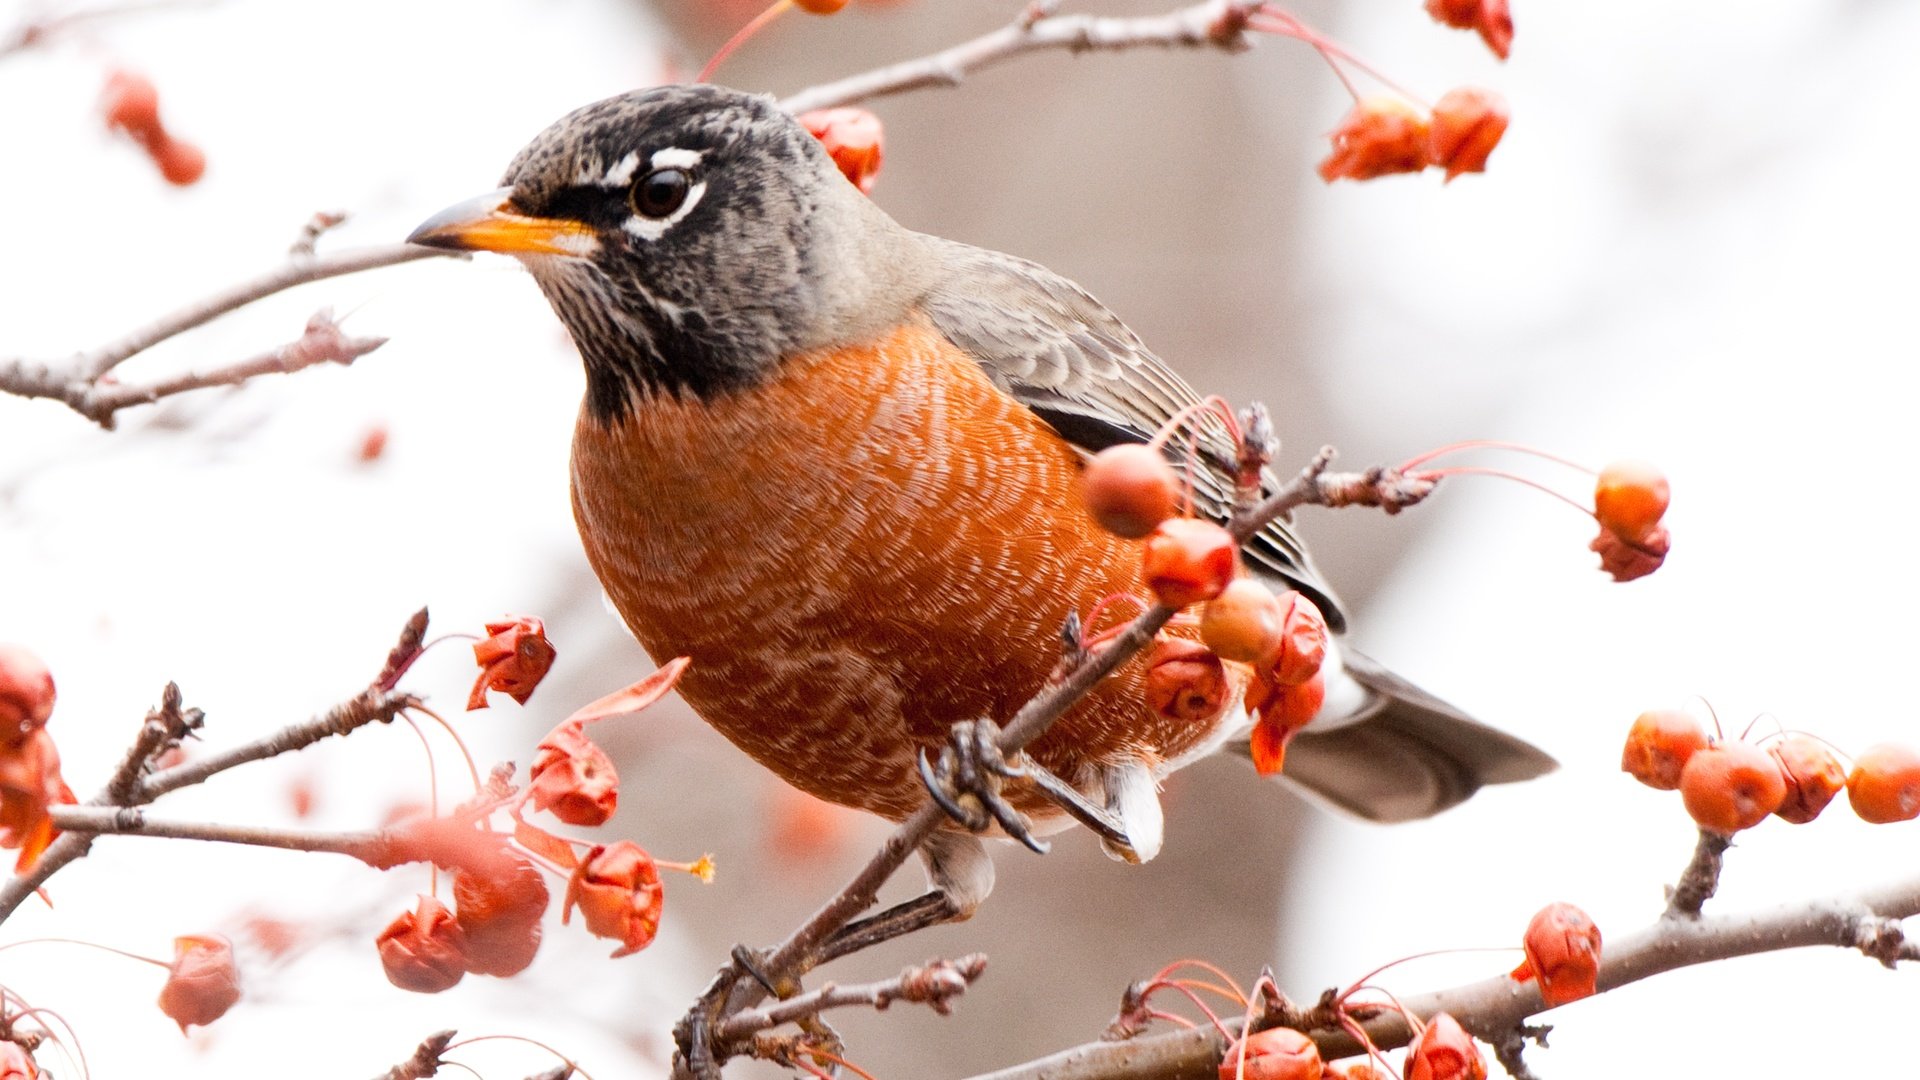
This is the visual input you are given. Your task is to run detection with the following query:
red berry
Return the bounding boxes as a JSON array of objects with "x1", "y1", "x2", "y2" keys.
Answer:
[
  {"x1": 1678, "y1": 742, "x2": 1787, "y2": 834},
  {"x1": 793, "y1": 0, "x2": 849, "y2": 11},
  {"x1": 1269, "y1": 592, "x2": 1328, "y2": 687},
  {"x1": 156, "y1": 935, "x2": 241, "y2": 1033},
  {"x1": 152, "y1": 137, "x2": 206, "y2": 186},
  {"x1": 1593, "y1": 460, "x2": 1670, "y2": 543},
  {"x1": 1427, "y1": 86, "x2": 1509, "y2": 181},
  {"x1": 0, "y1": 644, "x2": 56, "y2": 742},
  {"x1": 452, "y1": 856, "x2": 548, "y2": 976},
  {"x1": 1512, "y1": 902, "x2": 1601, "y2": 1007},
  {"x1": 1081, "y1": 444, "x2": 1180, "y2": 539},
  {"x1": 1404, "y1": 1012, "x2": 1486, "y2": 1080},
  {"x1": 1846, "y1": 743, "x2": 1920, "y2": 824},
  {"x1": 1218, "y1": 1027, "x2": 1322, "y2": 1080},
  {"x1": 1200, "y1": 578, "x2": 1283, "y2": 662},
  {"x1": 1769, "y1": 736, "x2": 1846, "y2": 824},
  {"x1": 1141, "y1": 518, "x2": 1237, "y2": 608},
  {"x1": 377, "y1": 895, "x2": 469, "y2": 993},
  {"x1": 1620, "y1": 708, "x2": 1707, "y2": 790},
  {"x1": 1143, "y1": 636, "x2": 1228, "y2": 723},
  {"x1": 102, "y1": 69, "x2": 161, "y2": 134},
  {"x1": 1318, "y1": 96, "x2": 1432, "y2": 183}
]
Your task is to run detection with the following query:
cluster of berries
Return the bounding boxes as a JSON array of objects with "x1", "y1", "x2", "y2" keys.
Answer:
[{"x1": 1623, "y1": 708, "x2": 1920, "y2": 832}]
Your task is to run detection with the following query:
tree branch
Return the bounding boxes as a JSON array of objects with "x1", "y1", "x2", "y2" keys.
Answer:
[
  {"x1": 776, "y1": 0, "x2": 1261, "y2": 115},
  {"x1": 0, "y1": 242, "x2": 451, "y2": 427},
  {"x1": 966, "y1": 878, "x2": 1920, "y2": 1079},
  {"x1": 0, "y1": 614, "x2": 427, "y2": 925},
  {"x1": 715, "y1": 955, "x2": 988, "y2": 1043}
]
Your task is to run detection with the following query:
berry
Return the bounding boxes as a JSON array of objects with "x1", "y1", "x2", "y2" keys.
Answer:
[
  {"x1": 0, "y1": 644, "x2": 56, "y2": 741},
  {"x1": 1200, "y1": 578, "x2": 1284, "y2": 663},
  {"x1": 1846, "y1": 743, "x2": 1920, "y2": 824},
  {"x1": 153, "y1": 138, "x2": 206, "y2": 186},
  {"x1": 1593, "y1": 460, "x2": 1670, "y2": 543},
  {"x1": 1143, "y1": 636, "x2": 1228, "y2": 723},
  {"x1": 102, "y1": 69, "x2": 161, "y2": 134},
  {"x1": 793, "y1": 0, "x2": 849, "y2": 12},
  {"x1": 1678, "y1": 742, "x2": 1787, "y2": 834},
  {"x1": 1082, "y1": 444, "x2": 1179, "y2": 539},
  {"x1": 156, "y1": 935, "x2": 241, "y2": 1033},
  {"x1": 1318, "y1": 96, "x2": 1432, "y2": 183},
  {"x1": 1428, "y1": 87, "x2": 1509, "y2": 181},
  {"x1": 1141, "y1": 518, "x2": 1237, "y2": 608},
  {"x1": 1269, "y1": 592, "x2": 1329, "y2": 687},
  {"x1": 1404, "y1": 1012, "x2": 1486, "y2": 1080},
  {"x1": 1769, "y1": 736, "x2": 1847, "y2": 824},
  {"x1": 1218, "y1": 1027, "x2": 1322, "y2": 1080},
  {"x1": 1619, "y1": 708, "x2": 1707, "y2": 790},
  {"x1": 377, "y1": 895, "x2": 469, "y2": 993},
  {"x1": 1512, "y1": 902, "x2": 1601, "y2": 1007}
]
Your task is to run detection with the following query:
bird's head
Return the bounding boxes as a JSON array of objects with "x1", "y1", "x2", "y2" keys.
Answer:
[{"x1": 411, "y1": 84, "x2": 923, "y2": 422}]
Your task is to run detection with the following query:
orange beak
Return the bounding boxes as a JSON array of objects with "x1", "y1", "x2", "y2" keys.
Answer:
[{"x1": 407, "y1": 188, "x2": 598, "y2": 257}]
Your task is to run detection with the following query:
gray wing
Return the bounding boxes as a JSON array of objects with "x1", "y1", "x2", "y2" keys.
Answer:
[{"x1": 918, "y1": 236, "x2": 1348, "y2": 630}]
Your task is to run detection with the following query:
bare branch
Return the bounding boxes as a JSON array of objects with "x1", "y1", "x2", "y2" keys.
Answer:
[
  {"x1": 777, "y1": 0, "x2": 1261, "y2": 115},
  {"x1": 716, "y1": 955, "x2": 988, "y2": 1042},
  {"x1": 966, "y1": 881, "x2": 1920, "y2": 1079},
  {"x1": 372, "y1": 1031, "x2": 456, "y2": 1080},
  {"x1": 0, "y1": 242, "x2": 452, "y2": 427},
  {"x1": 0, "y1": 613, "x2": 428, "y2": 925},
  {"x1": 1664, "y1": 828, "x2": 1732, "y2": 920},
  {"x1": 46, "y1": 806, "x2": 384, "y2": 859}
]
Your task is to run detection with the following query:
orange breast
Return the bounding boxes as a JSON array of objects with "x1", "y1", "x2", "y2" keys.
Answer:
[{"x1": 569, "y1": 317, "x2": 1226, "y2": 821}]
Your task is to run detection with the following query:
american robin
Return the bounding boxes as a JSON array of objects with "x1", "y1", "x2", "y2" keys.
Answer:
[{"x1": 410, "y1": 83, "x2": 1552, "y2": 947}]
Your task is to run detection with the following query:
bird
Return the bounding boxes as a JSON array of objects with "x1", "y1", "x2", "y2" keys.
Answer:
[{"x1": 409, "y1": 83, "x2": 1553, "y2": 953}]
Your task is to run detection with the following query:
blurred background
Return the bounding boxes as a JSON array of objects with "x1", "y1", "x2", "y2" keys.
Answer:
[{"x1": 0, "y1": 0, "x2": 1916, "y2": 1076}]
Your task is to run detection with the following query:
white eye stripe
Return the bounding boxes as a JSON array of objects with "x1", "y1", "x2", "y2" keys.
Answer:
[
  {"x1": 650, "y1": 147, "x2": 704, "y2": 171},
  {"x1": 621, "y1": 179, "x2": 707, "y2": 241}
]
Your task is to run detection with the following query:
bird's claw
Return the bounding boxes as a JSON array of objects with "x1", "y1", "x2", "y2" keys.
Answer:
[{"x1": 917, "y1": 719, "x2": 1050, "y2": 854}]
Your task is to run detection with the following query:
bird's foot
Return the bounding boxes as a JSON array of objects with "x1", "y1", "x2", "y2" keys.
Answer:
[
  {"x1": 917, "y1": 719, "x2": 1048, "y2": 853},
  {"x1": 917, "y1": 719, "x2": 1141, "y2": 860}
]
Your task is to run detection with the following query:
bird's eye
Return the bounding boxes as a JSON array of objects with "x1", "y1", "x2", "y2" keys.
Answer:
[{"x1": 631, "y1": 167, "x2": 692, "y2": 219}]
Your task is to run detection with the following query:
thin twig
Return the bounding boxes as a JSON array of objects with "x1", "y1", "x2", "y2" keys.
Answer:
[
  {"x1": 0, "y1": 243, "x2": 452, "y2": 427},
  {"x1": 46, "y1": 806, "x2": 385, "y2": 859},
  {"x1": 0, "y1": 614, "x2": 427, "y2": 925},
  {"x1": 716, "y1": 955, "x2": 988, "y2": 1042},
  {"x1": 373, "y1": 1031, "x2": 456, "y2": 1080},
  {"x1": 776, "y1": 0, "x2": 1262, "y2": 115}
]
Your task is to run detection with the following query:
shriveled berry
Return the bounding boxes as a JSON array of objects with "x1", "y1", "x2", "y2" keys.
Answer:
[
  {"x1": 1404, "y1": 1012, "x2": 1485, "y2": 1080},
  {"x1": 1319, "y1": 96, "x2": 1432, "y2": 183},
  {"x1": 0, "y1": 644, "x2": 56, "y2": 742},
  {"x1": 1512, "y1": 902, "x2": 1601, "y2": 1007},
  {"x1": 1144, "y1": 636, "x2": 1228, "y2": 723},
  {"x1": 1218, "y1": 1026, "x2": 1322, "y2": 1080},
  {"x1": 1594, "y1": 460, "x2": 1670, "y2": 543},
  {"x1": 1200, "y1": 578, "x2": 1284, "y2": 662},
  {"x1": 1428, "y1": 86, "x2": 1508, "y2": 181},
  {"x1": 1141, "y1": 518, "x2": 1237, "y2": 608},
  {"x1": 1082, "y1": 444, "x2": 1180, "y2": 539},
  {"x1": 1847, "y1": 743, "x2": 1920, "y2": 824},
  {"x1": 1269, "y1": 592, "x2": 1328, "y2": 687},
  {"x1": 1769, "y1": 736, "x2": 1847, "y2": 824},
  {"x1": 1620, "y1": 708, "x2": 1707, "y2": 790},
  {"x1": 1679, "y1": 742, "x2": 1787, "y2": 834},
  {"x1": 377, "y1": 895, "x2": 469, "y2": 993}
]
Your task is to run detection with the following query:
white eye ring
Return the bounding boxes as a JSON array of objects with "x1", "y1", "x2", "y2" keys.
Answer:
[{"x1": 623, "y1": 175, "x2": 707, "y2": 241}]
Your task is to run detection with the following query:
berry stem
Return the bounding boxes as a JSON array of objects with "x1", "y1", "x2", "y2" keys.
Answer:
[
  {"x1": 698, "y1": 0, "x2": 794, "y2": 84},
  {"x1": 1413, "y1": 465, "x2": 1597, "y2": 519},
  {"x1": 442, "y1": 1035, "x2": 597, "y2": 1080},
  {"x1": 0, "y1": 937, "x2": 170, "y2": 969}
]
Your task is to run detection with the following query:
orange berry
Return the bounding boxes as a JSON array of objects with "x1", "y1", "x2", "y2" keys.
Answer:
[
  {"x1": 1619, "y1": 708, "x2": 1707, "y2": 790},
  {"x1": 152, "y1": 137, "x2": 206, "y2": 186},
  {"x1": 156, "y1": 935, "x2": 241, "y2": 1033},
  {"x1": 1404, "y1": 1012, "x2": 1486, "y2": 1080},
  {"x1": 0, "y1": 644, "x2": 56, "y2": 741},
  {"x1": 793, "y1": 0, "x2": 849, "y2": 11},
  {"x1": 452, "y1": 856, "x2": 548, "y2": 976},
  {"x1": 1593, "y1": 460, "x2": 1670, "y2": 543},
  {"x1": 1318, "y1": 95, "x2": 1432, "y2": 183},
  {"x1": 377, "y1": 895, "x2": 469, "y2": 993},
  {"x1": 1200, "y1": 578, "x2": 1284, "y2": 662},
  {"x1": 1218, "y1": 1027, "x2": 1322, "y2": 1080},
  {"x1": 1427, "y1": 86, "x2": 1509, "y2": 181},
  {"x1": 1082, "y1": 444, "x2": 1180, "y2": 539},
  {"x1": 1678, "y1": 742, "x2": 1787, "y2": 834},
  {"x1": 1143, "y1": 636, "x2": 1228, "y2": 723},
  {"x1": 102, "y1": 69, "x2": 161, "y2": 134},
  {"x1": 1512, "y1": 901, "x2": 1601, "y2": 1007},
  {"x1": 1846, "y1": 743, "x2": 1920, "y2": 824},
  {"x1": 1269, "y1": 592, "x2": 1328, "y2": 687},
  {"x1": 1141, "y1": 518, "x2": 1237, "y2": 608},
  {"x1": 797, "y1": 106, "x2": 884, "y2": 194},
  {"x1": 1769, "y1": 736, "x2": 1847, "y2": 824}
]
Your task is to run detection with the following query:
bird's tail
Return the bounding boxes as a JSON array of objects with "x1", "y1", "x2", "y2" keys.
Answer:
[{"x1": 1237, "y1": 644, "x2": 1556, "y2": 822}]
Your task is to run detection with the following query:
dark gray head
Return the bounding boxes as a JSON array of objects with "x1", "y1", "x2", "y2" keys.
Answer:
[{"x1": 411, "y1": 84, "x2": 927, "y2": 422}]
